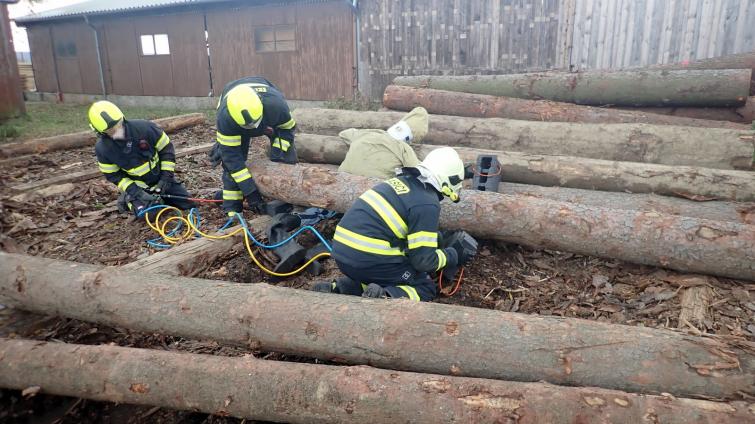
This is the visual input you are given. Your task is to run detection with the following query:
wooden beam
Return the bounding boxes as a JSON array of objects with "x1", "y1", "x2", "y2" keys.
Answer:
[
  {"x1": 121, "y1": 216, "x2": 272, "y2": 277},
  {"x1": 9, "y1": 143, "x2": 214, "y2": 193}
]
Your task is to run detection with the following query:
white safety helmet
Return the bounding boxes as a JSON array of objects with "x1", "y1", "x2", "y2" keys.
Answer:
[
  {"x1": 387, "y1": 120, "x2": 413, "y2": 143},
  {"x1": 417, "y1": 147, "x2": 465, "y2": 203}
]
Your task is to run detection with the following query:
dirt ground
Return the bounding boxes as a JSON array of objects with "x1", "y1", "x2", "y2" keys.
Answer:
[{"x1": 1, "y1": 123, "x2": 754, "y2": 423}]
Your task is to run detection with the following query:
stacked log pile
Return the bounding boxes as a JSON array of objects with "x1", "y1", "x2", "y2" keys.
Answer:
[{"x1": 3, "y1": 61, "x2": 755, "y2": 422}]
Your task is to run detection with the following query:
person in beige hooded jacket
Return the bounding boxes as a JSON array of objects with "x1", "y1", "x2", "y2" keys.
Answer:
[{"x1": 337, "y1": 107, "x2": 429, "y2": 179}]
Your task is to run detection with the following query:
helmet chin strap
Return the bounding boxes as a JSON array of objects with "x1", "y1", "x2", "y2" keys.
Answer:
[{"x1": 441, "y1": 186, "x2": 460, "y2": 203}]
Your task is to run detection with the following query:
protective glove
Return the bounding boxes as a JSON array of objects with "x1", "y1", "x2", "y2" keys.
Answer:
[
  {"x1": 134, "y1": 189, "x2": 160, "y2": 205},
  {"x1": 245, "y1": 189, "x2": 266, "y2": 214},
  {"x1": 362, "y1": 283, "x2": 387, "y2": 299},
  {"x1": 207, "y1": 143, "x2": 222, "y2": 168},
  {"x1": 151, "y1": 174, "x2": 174, "y2": 194},
  {"x1": 447, "y1": 231, "x2": 478, "y2": 266}
]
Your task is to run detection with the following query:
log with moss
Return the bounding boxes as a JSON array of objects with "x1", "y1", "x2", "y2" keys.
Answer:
[{"x1": 392, "y1": 69, "x2": 752, "y2": 107}]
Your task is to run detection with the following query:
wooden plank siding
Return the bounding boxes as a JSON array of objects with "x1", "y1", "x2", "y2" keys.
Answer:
[
  {"x1": 25, "y1": 25, "x2": 57, "y2": 93},
  {"x1": 566, "y1": 0, "x2": 755, "y2": 71},
  {"x1": 357, "y1": 0, "x2": 562, "y2": 98},
  {"x1": 206, "y1": 0, "x2": 354, "y2": 100}
]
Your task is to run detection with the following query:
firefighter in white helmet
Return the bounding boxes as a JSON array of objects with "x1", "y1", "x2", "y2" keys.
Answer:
[{"x1": 315, "y1": 147, "x2": 478, "y2": 301}]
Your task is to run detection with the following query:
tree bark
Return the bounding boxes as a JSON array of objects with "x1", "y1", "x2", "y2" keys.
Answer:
[
  {"x1": 0, "y1": 113, "x2": 206, "y2": 159},
  {"x1": 121, "y1": 216, "x2": 271, "y2": 277},
  {"x1": 382, "y1": 85, "x2": 749, "y2": 129},
  {"x1": 0, "y1": 253, "x2": 753, "y2": 400},
  {"x1": 2, "y1": 340, "x2": 750, "y2": 424},
  {"x1": 291, "y1": 108, "x2": 755, "y2": 170},
  {"x1": 618, "y1": 96, "x2": 755, "y2": 125},
  {"x1": 249, "y1": 161, "x2": 755, "y2": 281},
  {"x1": 392, "y1": 69, "x2": 752, "y2": 107},
  {"x1": 295, "y1": 133, "x2": 755, "y2": 202},
  {"x1": 9, "y1": 143, "x2": 214, "y2": 193},
  {"x1": 497, "y1": 183, "x2": 754, "y2": 225},
  {"x1": 678, "y1": 286, "x2": 713, "y2": 331},
  {"x1": 645, "y1": 51, "x2": 755, "y2": 95}
]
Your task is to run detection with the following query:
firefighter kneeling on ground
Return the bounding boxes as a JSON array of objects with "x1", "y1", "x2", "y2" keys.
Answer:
[
  {"x1": 314, "y1": 147, "x2": 478, "y2": 302},
  {"x1": 88, "y1": 101, "x2": 195, "y2": 219}
]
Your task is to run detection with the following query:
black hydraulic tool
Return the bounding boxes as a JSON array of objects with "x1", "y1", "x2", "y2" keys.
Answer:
[
  {"x1": 471, "y1": 154, "x2": 502, "y2": 192},
  {"x1": 266, "y1": 213, "x2": 308, "y2": 277},
  {"x1": 439, "y1": 230, "x2": 478, "y2": 285}
]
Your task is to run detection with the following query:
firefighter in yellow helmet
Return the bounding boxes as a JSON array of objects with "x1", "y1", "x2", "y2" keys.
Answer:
[
  {"x1": 209, "y1": 76, "x2": 297, "y2": 215},
  {"x1": 89, "y1": 100, "x2": 195, "y2": 218},
  {"x1": 315, "y1": 147, "x2": 478, "y2": 301}
]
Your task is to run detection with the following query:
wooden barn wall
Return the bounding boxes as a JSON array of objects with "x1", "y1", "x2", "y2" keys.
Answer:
[
  {"x1": 358, "y1": 0, "x2": 561, "y2": 98},
  {"x1": 97, "y1": 11, "x2": 210, "y2": 96},
  {"x1": 563, "y1": 0, "x2": 755, "y2": 70},
  {"x1": 206, "y1": 0, "x2": 354, "y2": 100},
  {"x1": 25, "y1": 25, "x2": 58, "y2": 93},
  {"x1": 51, "y1": 21, "x2": 100, "y2": 94}
]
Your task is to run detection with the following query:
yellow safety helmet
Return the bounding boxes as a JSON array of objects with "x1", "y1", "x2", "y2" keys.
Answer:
[
  {"x1": 88, "y1": 100, "x2": 124, "y2": 133},
  {"x1": 226, "y1": 85, "x2": 263, "y2": 128}
]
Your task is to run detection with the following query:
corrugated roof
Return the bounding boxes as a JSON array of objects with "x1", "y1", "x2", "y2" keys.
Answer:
[{"x1": 14, "y1": 0, "x2": 229, "y2": 24}]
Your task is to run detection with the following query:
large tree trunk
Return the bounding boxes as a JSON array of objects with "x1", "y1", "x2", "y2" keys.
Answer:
[
  {"x1": 0, "y1": 113, "x2": 206, "y2": 158},
  {"x1": 646, "y1": 51, "x2": 755, "y2": 94},
  {"x1": 291, "y1": 108, "x2": 755, "y2": 170},
  {"x1": 619, "y1": 96, "x2": 755, "y2": 125},
  {"x1": 0, "y1": 253, "x2": 753, "y2": 400},
  {"x1": 2, "y1": 340, "x2": 750, "y2": 424},
  {"x1": 498, "y1": 183, "x2": 754, "y2": 225},
  {"x1": 392, "y1": 69, "x2": 752, "y2": 107},
  {"x1": 295, "y1": 133, "x2": 755, "y2": 202},
  {"x1": 382, "y1": 85, "x2": 749, "y2": 129},
  {"x1": 249, "y1": 161, "x2": 755, "y2": 280}
]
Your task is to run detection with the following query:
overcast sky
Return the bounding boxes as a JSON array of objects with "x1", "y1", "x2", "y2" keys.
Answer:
[{"x1": 8, "y1": 0, "x2": 85, "y2": 52}]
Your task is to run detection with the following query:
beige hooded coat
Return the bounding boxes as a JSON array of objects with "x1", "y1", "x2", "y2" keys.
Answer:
[{"x1": 337, "y1": 107, "x2": 429, "y2": 179}]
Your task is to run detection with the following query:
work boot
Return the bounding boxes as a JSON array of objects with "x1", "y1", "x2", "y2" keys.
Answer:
[
  {"x1": 212, "y1": 190, "x2": 223, "y2": 209},
  {"x1": 362, "y1": 283, "x2": 387, "y2": 299},
  {"x1": 312, "y1": 280, "x2": 336, "y2": 293}
]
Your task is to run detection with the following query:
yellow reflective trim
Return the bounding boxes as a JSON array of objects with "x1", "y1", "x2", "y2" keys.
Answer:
[
  {"x1": 360, "y1": 283, "x2": 368, "y2": 291},
  {"x1": 98, "y1": 162, "x2": 119, "y2": 173},
  {"x1": 160, "y1": 161, "x2": 175, "y2": 171},
  {"x1": 216, "y1": 132, "x2": 241, "y2": 146},
  {"x1": 407, "y1": 231, "x2": 438, "y2": 249},
  {"x1": 397, "y1": 285, "x2": 420, "y2": 301},
  {"x1": 155, "y1": 132, "x2": 170, "y2": 151},
  {"x1": 222, "y1": 190, "x2": 243, "y2": 200},
  {"x1": 359, "y1": 190, "x2": 408, "y2": 240},
  {"x1": 124, "y1": 153, "x2": 159, "y2": 177},
  {"x1": 117, "y1": 177, "x2": 135, "y2": 192},
  {"x1": 230, "y1": 168, "x2": 252, "y2": 183},
  {"x1": 334, "y1": 226, "x2": 404, "y2": 256},
  {"x1": 277, "y1": 118, "x2": 296, "y2": 130},
  {"x1": 135, "y1": 180, "x2": 149, "y2": 189},
  {"x1": 273, "y1": 137, "x2": 291, "y2": 152},
  {"x1": 435, "y1": 249, "x2": 447, "y2": 271}
]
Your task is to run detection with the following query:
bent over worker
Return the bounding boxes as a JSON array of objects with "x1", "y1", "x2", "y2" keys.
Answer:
[
  {"x1": 338, "y1": 107, "x2": 428, "y2": 179},
  {"x1": 89, "y1": 101, "x2": 194, "y2": 218},
  {"x1": 315, "y1": 147, "x2": 477, "y2": 301},
  {"x1": 211, "y1": 76, "x2": 297, "y2": 215}
]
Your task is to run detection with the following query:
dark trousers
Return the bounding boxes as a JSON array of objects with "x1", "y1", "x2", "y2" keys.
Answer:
[{"x1": 334, "y1": 259, "x2": 437, "y2": 302}]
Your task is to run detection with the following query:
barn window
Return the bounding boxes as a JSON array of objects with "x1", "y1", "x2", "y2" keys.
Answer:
[
  {"x1": 140, "y1": 34, "x2": 170, "y2": 56},
  {"x1": 54, "y1": 41, "x2": 77, "y2": 58},
  {"x1": 255, "y1": 25, "x2": 296, "y2": 52}
]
